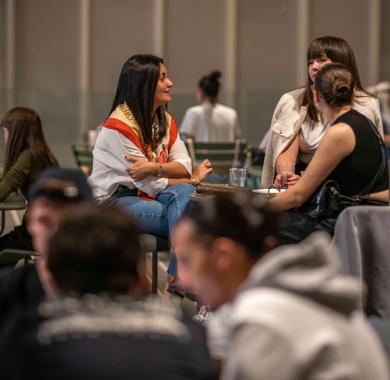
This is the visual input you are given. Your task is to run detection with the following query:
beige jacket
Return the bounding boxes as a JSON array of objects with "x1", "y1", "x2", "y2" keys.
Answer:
[{"x1": 261, "y1": 88, "x2": 384, "y2": 188}]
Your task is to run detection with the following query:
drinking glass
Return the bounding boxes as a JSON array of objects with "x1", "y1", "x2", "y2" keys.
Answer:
[{"x1": 229, "y1": 168, "x2": 247, "y2": 187}]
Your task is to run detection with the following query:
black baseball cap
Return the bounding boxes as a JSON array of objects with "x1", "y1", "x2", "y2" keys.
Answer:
[{"x1": 28, "y1": 168, "x2": 93, "y2": 203}]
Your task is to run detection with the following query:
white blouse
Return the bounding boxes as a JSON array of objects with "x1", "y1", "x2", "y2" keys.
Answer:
[
  {"x1": 180, "y1": 102, "x2": 240, "y2": 142},
  {"x1": 88, "y1": 128, "x2": 192, "y2": 200}
]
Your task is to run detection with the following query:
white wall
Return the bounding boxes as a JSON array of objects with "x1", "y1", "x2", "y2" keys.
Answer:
[{"x1": 0, "y1": 0, "x2": 389, "y2": 166}]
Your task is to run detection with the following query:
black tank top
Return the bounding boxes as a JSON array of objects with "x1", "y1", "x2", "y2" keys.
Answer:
[{"x1": 327, "y1": 109, "x2": 388, "y2": 196}]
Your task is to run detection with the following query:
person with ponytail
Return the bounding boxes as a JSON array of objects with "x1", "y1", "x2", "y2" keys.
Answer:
[
  {"x1": 0, "y1": 107, "x2": 58, "y2": 251},
  {"x1": 180, "y1": 71, "x2": 240, "y2": 142},
  {"x1": 262, "y1": 36, "x2": 383, "y2": 188},
  {"x1": 270, "y1": 63, "x2": 389, "y2": 243}
]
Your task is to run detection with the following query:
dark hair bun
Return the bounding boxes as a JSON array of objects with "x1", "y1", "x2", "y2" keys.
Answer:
[
  {"x1": 209, "y1": 71, "x2": 222, "y2": 82},
  {"x1": 334, "y1": 80, "x2": 351, "y2": 94},
  {"x1": 315, "y1": 63, "x2": 354, "y2": 107},
  {"x1": 199, "y1": 70, "x2": 222, "y2": 100}
]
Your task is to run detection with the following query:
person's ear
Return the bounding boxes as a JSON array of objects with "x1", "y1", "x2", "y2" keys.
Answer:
[{"x1": 211, "y1": 237, "x2": 238, "y2": 272}]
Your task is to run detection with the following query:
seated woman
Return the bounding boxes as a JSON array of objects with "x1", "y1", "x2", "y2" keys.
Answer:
[
  {"x1": 89, "y1": 54, "x2": 212, "y2": 282},
  {"x1": 262, "y1": 36, "x2": 383, "y2": 189},
  {"x1": 270, "y1": 63, "x2": 389, "y2": 244},
  {"x1": 0, "y1": 107, "x2": 58, "y2": 252},
  {"x1": 180, "y1": 71, "x2": 240, "y2": 142}
]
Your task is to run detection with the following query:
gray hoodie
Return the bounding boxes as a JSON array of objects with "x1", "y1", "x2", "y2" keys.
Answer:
[{"x1": 209, "y1": 232, "x2": 389, "y2": 380}]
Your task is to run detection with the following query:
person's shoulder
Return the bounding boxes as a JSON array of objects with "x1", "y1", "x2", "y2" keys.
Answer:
[
  {"x1": 353, "y1": 91, "x2": 378, "y2": 107},
  {"x1": 274, "y1": 88, "x2": 306, "y2": 115},
  {"x1": 325, "y1": 121, "x2": 356, "y2": 152},
  {"x1": 185, "y1": 105, "x2": 204, "y2": 116},
  {"x1": 19, "y1": 149, "x2": 32, "y2": 157},
  {"x1": 95, "y1": 126, "x2": 126, "y2": 144},
  {"x1": 228, "y1": 287, "x2": 315, "y2": 338},
  {"x1": 15, "y1": 149, "x2": 32, "y2": 164},
  {"x1": 215, "y1": 103, "x2": 238, "y2": 116},
  {"x1": 279, "y1": 88, "x2": 306, "y2": 104}
]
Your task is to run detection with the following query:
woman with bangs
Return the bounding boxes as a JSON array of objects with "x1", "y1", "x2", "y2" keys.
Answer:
[{"x1": 261, "y1": 36, "x2": 383, "y2": 188}]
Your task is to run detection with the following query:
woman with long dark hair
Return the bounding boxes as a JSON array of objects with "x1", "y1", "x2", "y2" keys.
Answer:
[
  {"x1": 180, "y1": 71, "x2": 240, "y2": 142},
  {"x1": 0, "y1": 107, "x2": 58, "y2": 251},
  {"x1": 89, "y1": 54, "x2": 212, "y2": 283},
  {"x1": 271, "y1": 63, "x2": 389, "y2": 243},
  {"x1": 261, "y1": 36, "x2": 383, "y2": 188}
]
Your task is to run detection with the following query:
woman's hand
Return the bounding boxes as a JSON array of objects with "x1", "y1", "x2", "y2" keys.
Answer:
[
  {"x1": 125, "y1": 155, "x2": 156, "y2": 181},
  {"x1": 273, "y1": 172, "x2": 300, "y2": 189},
  {"x1": 193, "y1": 159, "x2": 213, "y2": 184},
  {"x1": 285, "y1": 173, "x2": 301, "y2": 187}
]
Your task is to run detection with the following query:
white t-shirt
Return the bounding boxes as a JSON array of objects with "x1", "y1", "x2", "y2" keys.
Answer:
[{"x1": 180, "y1": 102, "x2": 240, "y2": 142}]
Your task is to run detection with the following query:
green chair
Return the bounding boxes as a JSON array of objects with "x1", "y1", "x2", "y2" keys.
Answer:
[
  {"x1": 246, "y1": 166, "x2": 262, "y2": 189},
  {"x1": 185, "y1": 139, "x2": 249, "y2": 171},
  {"x1": 71, "y1": 143, "x2": 93, "y2": 174},
  {"x1": 0, "y1": 193, "x2": 27, "y2": 235}
]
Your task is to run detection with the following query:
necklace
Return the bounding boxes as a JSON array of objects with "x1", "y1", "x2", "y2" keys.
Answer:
[{"x1": 152, "y1": 119, "x2": 160, "y2": 142}]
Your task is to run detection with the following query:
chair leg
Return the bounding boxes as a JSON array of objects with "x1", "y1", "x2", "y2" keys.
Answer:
[
  {"x1": 152, "y1": 250, "x2": 158, "y2": 294},
  {"x1": 0, "y1": 210, "x2": 5, "y2": 235}
]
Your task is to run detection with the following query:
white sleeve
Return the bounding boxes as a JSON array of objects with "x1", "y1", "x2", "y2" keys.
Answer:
[
  {"x1": 95, "y1": 130, "x2": 168, "y2": 198},
  {"x1": 123, "y1": 138, "x2": 168, "y2": 197},
  {"x1": 180, "y1": 109, "x2": 195, "y2": 136},
  {"x1": 373, "y1": 97, "x2": 384, "y2": 137},
  {"x1": 168, "y1": 135, "x2": 193, "y2": 175}
]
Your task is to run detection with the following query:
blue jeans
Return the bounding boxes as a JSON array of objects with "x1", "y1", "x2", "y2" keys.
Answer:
[{"x1": 108, "y1": 184, "x2": 195, "y2": 276}]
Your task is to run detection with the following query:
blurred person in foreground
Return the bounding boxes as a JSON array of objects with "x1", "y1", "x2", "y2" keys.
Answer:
[
  {"x1": 0, "y1": 168, "x2": 93, "y2": 324},
  {"x1": 0, "y1": 205, "x2": 212, "y2": 380},
  {"x1": 173, "y1": 193, "x2": 389, "y2": 380}
]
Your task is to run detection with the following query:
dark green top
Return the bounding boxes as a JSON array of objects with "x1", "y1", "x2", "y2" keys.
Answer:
[{"x1": 0, "y1": 149, "x2": 31, "y2": 202}]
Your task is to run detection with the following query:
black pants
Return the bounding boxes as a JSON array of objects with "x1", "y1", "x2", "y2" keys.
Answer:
[{"x1": 279, "y1": 210, "x2": 336, "y2": 245}]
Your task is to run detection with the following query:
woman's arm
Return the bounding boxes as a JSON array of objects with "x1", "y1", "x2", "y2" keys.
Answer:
[
  {"x1": 270, "y1": 123, "x2": 355, "y2": 211},
  {"x1": 0, "y1": 150, "x2": 31, "y2": 202},
  {"x1": 273, "y1": 135, "x2": 301, "y2": 187},
  {"x1": 274, "y1": 135, "x2": 299, "y2": 173},
  {"x1": 361, "y1": 189, "x2": 389, "y2": 203},
  {"x1": 125, "y1": 156, "x2": 190, "y2": 181},
  {"x1": 126, "y1": 131, "x2": 193, "y2": 181},
  {"x1": 167, "y1": 160, "x2": 213, "y2": 186}
]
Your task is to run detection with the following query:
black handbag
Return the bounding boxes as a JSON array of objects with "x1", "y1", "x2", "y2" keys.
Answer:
[{"x1": 302, "y1": 119, "x2": 388, "y2": 220}]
